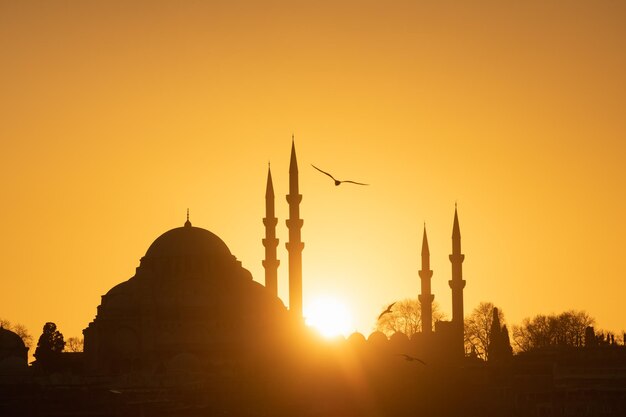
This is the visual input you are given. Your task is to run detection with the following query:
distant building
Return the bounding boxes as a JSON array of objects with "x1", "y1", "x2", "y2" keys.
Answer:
[{"x1": 0, "y1": 326, "x2": 28, "y2": 377}]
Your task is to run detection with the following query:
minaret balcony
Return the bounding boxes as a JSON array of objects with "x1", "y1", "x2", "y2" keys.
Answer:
[
  {"x1": 263, "y1": 217, "x2": 278, "y2": 227},
  {"x1": 418, "y1": 270, "x2": 433, "y2": 279},
  {"x1": 448, "y1": 279, "x2": 466, "y2": 289},
  {"x1": 262, "y1": 259, "x2": 280, "y2": 268},
  {"x1": 285, "y1": 241, "x2": 305, "y2": 251},
  {"x1": 418, "y1": 294, "x2": 434, "y2": 303},
  {"x1": 286, "y1": 218, "x2": 304, "y2": 229},
  {"x1": 262, "y1": 237, "x2": 279, "y2": 248},
  {"x1": 449, "y1": 253, "x2": 465, "y2": 263},
  {"x1": 286, "y1": 194, "x2": 302, "y2": 204}
]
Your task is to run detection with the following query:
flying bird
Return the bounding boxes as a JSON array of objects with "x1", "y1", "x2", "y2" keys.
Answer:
[
  {"x1": 311, "y1": 164, "x2": 369, "y2": 186},
  {"x1": 377, "y1": 302, "x2": 396, "y2": 320},
  {"x1": 397, "y1": 354, "x2": 426, "y2": 365}
]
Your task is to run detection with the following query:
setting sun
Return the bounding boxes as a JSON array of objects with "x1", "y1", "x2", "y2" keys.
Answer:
[{"x1": 304, "y1": 297, "x2": 353, "y2": 338}]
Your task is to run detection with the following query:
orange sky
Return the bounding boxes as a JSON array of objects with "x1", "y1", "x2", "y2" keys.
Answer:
[{"x1": 1, "y1": 1, "x2": 625, "y2": 346}]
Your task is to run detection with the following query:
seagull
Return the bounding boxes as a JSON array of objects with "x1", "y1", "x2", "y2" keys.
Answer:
[
  {"x1": 397, "y1": 354, "x2": 426, "y2": 365},
  {"x1": 311, "y1": 164, "x2": 369, "y2": 186},
  {"x1": 377, "y1": 302, "x2": 396, "y2": 320}
]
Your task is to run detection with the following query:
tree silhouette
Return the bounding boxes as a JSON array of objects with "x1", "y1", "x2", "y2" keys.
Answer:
[
  {"x1": 487, "y1": 308, "x2": 513, "y2": 362},
  {"x1": 65, "y1": 337, "x2": 84, "y2": 352},
  {"x1": 591, "y1": 328, "x2": 620, "y2": 346},
  {"x1": 464, "y1": 301, "x2": 508, "y2": 360},
  {"x1": 11, "y1": 324, "x2": 33, "y2": 349},
  {"x1": 34, "y1": 322, "x2": 65, "y2": 371},
  {"x1": 0, "y1": 317, "x2": 33, "y2": 348},
  {"x1": 501, "y1": 325, "x2": 513, "y2": 355},
  {"x1": 585, "y1": 326, "x2": 596, "y2": 347},
  {"x1": 512, "y1": 310, "x2": 594, "y2": 352},
  {"x1": 375, "y1": 298, "x2": 446, "y2": 337}
]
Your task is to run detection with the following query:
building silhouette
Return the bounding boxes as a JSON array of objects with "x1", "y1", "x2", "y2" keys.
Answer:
[
  {"x1": 80, "y1": 137, "x2": 468, "y2": 375},
  {"x1": 82, "y1": 219, "x2": 293, "y2": 376},
  {"x1": 448, "y1": 204, "x2": 466, "y2": 356},
  {"x1": 285, "y1": 137, "x2": 304, "y2": 318},
  {"x1": 0, "y1": 326, "x2": 28, "y2": 379},
  {"x1": 397, "y1": 207, "x2": 467, "y2": 362},
  {"x1": 262, "y1": 164, "x2": 279, "y2": 297},
  {"x1": 418, "y1": 225, "x2": 434, "y2": 334},
  {"x1": 3, "y1": 138, "x2": 626, "y2": 417}
]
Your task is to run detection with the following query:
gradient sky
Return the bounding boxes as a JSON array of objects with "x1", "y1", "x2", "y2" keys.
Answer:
[{"x1": 1, "y1": 1, "x2": 625, "y2": 346}]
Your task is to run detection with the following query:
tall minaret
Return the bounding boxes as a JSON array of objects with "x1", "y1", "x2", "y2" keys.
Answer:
[
  {"x1": 262, "y1": 164, "x2": 279, "y2": 297},
  {"x1": 448, "y1": 204, "x2": 466, "y2": 326},
  {"x1": 286, "y1": 136, "x2": 304, "y2": 317},
  {"x1": 418, "y1": 225, "x2": 434, "y2": 334}
]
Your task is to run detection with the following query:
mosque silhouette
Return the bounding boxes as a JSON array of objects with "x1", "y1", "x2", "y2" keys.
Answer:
[
  {"x1": 80, "y1": 138, "x2": 467, "y2": 376},
  {"x1": 3, "y1": 139, "x2": 625, "y2": 416}
]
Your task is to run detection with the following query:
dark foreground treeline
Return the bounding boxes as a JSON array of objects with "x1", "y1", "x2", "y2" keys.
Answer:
[{"x1": 2, "y1": 334, "x2": 626, "y2": 417}]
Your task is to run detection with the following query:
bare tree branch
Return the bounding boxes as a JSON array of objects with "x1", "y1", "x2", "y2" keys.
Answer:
[{"x1": 375, "y1": 298, "x2": 445, "y2": 338}]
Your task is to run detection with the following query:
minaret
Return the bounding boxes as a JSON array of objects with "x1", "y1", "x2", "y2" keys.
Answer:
[
  {"x1": 262, "y1": 164, "x2": 279, "y2": 297},
  {"x1": 448, "y1": 204, "x2": 466, "y2": 326},
  {"x1": 185, "y1": 208, "x2": 191, "y2": 227},
  {"x1": 418, "y1": 224, "x2": 434, "y2": 334},
  {"x1": 286, "y1": 136, "x2": 304, "y2": 317}
]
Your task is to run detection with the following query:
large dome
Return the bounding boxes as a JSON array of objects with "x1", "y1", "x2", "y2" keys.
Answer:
[
  {"x1": 84, "y1": 220, "x2": 291, "y2": 376},
  {"x1": 143, "y1": 223, "x2": 232, "y2": 261}
]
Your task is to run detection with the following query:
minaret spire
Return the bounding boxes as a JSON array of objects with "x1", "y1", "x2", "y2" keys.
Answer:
[
  {"x1": 286, "y1": 137, "x2": 304, "y2": 317},
  {"x1": 452, "y1": 203, "x2": 461, "y2": 254},
  {"x1": 418, "y1": 224, "x2": 434, "y2": 334},
  {"x1": 289, "y1": 136, "x2": 299, "y2": 192},
  {"x1": 184, "y1": 208, "x2": 191, "y2": 227},
  {"x1": 263, "y1": 164, "x2": 280, "y2": 296},
  {"x1": 449, "y1": 204, "x2": 466, "y2": 355}
]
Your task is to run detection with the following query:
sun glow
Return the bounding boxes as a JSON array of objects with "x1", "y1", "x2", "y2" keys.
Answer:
[{"x1": 304, "y1": 297, "x2": 353, "y2": 338}]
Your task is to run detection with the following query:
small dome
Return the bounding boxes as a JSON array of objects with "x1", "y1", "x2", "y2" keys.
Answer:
[
  {"x1": 144, "y1": 226, "x2": 232, "y2": 261},
  {"x1": 390, "y1": 332, "x2": 410, "y2": 343},
  {"x1": 367, "y1": 331, "x2": 388, "y2": 344},
  {"x1": 0, "y1": 327, "x2": 25, "y2": 351},
  {"x1": 347, "y1": 332, "x2": 367, "y2": 345},
  {"x1": 389, "y1": 332, "x2": 411, "y2": 352}
]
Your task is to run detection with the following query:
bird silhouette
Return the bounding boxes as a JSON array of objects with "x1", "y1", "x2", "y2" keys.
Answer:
[
  {"x1": 377, "y1": 302, "x2": 396, "y2": 320},
  {"x1": 311, "y1": 164, "x2": 369, "y2": 186},
  {"x1": 397, "y1": 354, "x2": 426, "y2": 365}
]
